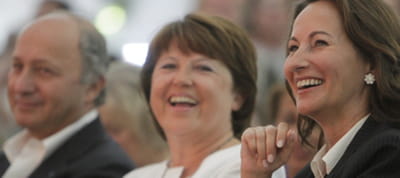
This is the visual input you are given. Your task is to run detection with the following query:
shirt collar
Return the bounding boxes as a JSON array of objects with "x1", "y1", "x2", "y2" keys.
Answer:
[
  {"x1": 311, "y1": 114, "x2": 369, "y2": 176},
  {"x1": 3, "y1": 109, "x2": 98, "y2": 162},
  {"x1": 43, "y1": 109, "x2": 98, "y2": 158}
]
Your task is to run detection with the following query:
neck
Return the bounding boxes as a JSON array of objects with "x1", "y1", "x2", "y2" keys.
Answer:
[
  {"x1": 29, "y1": 106, "x2": 93, "y2": 139},
  {"x1": 308, "y1": 88, "x2": 370, "y2": 149},
  {"x1": 316, "y1": 110, "x2": 368, "y2": 149},
  {"x1": 166, "y1": 132, "x2": 238, "y2": 177}
]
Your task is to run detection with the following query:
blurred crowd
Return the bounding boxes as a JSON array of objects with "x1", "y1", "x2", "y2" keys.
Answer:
[{"x1": 0, "y1": 0, "x2": 399, "y2": 176}]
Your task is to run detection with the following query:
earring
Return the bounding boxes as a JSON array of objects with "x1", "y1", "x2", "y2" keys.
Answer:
[{"x1": 364, "y1": 73, "x2": 375, "y2": 85}]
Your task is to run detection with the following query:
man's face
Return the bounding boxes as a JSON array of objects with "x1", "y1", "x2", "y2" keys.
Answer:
[{"x1": 8, "y1": 17, "x2": 91, "y2": 138}]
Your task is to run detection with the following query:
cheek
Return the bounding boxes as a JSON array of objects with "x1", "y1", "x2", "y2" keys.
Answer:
[
  {"x1": 149, "y1": 79, "x2": 164, "y2": 115},
  {"x1": 283, "y1": 60, "x2": 293, "y2": 82}
]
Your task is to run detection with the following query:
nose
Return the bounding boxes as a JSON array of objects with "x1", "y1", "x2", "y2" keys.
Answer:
[
  {"x1": 9, "y1": 69, "x2": 36, "y2": 96},
  {"x1": 284, "y1": 48, "x2": 310, "y2": 74},
  {"x1": 172, "y1": 67, "x2": 193, "y2": 87}
]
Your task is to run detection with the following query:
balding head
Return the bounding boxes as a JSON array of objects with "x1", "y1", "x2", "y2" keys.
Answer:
[
  {"x1": 9, "y1": 11, "x2": 108, "y2": 138},
  {"x1": 21, "y1": 11, "x2": 109, "y2": 106}
]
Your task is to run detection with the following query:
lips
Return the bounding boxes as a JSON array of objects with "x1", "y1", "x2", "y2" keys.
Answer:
[
  {"x1": 168, "y1": 96, "x2": 198, "y2": 107},
  {"x1": 296, "y1": 78, "x2": 323, "y2": 89},
  {"x1": 12, "y1": 96, "x2": 42, "y2": 110}
]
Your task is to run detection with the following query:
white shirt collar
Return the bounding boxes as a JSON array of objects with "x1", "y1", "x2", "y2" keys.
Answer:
[
  {"x1": 3, "y1": 109, "x2": 98, "y2": 163},
  {"x1": 311, "y1": 114, "x2": 369, "y2": 176}
]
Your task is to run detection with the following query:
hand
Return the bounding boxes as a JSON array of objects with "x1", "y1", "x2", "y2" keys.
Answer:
[{"x1": 240, "y1": 123, "x2": 296, "y2": 178}]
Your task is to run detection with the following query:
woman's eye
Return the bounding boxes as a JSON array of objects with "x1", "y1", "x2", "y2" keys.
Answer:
[
  {"x1": 315, "y1": 40, "x2": 328, "y2": 47},
  {"x1": 288, "y1": 45, "x2": 298, "y2": 52},
  {"x1": 161, "y1": 63, "x2": 176, "y2": 69},
  {"x1": 196, "y1": 65, "x2": 213, "y2": 72}
]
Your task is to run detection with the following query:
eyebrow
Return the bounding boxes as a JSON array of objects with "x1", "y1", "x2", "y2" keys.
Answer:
[
  {"x1": 159, "y1": 56, "x2": 177, "y2": 61},
  {"x1": 310, "y1": 31, "x2": 332, "y2": 38},
  {"x1": 289, "y1": 30, "x2": 333, "y2": 42}
]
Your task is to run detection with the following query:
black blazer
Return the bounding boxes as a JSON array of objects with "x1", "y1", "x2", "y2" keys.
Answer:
[
  {"x1": 296, "y1": 117, "x2": 400, "y2": 178},
  {"x1": 0, "y1": 118, "x2": 135, "y2": 178}
]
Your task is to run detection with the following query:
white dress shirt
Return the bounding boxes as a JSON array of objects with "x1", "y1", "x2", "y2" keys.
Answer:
[
  {"x1": 311, "y1": 114, "x2": 369, "y2": 178},
  {"x1": 2, "y1": 109, "x2": 98, "y2": 178},
  {"x1": 124, "y1": 144, "x2": 286, "y2": 178}
]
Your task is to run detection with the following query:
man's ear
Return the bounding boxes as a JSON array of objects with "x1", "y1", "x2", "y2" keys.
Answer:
[
  {"x1": 232, "y1": 91, "x2": 244, "y2": 111},
  {"x1": 85, "y1": 76, "x2": 105, "y2": 104}
]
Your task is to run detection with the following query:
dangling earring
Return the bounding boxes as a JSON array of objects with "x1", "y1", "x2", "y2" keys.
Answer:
[{"x1": 364, "y1": 73, "x2": 375, "y2": 85}]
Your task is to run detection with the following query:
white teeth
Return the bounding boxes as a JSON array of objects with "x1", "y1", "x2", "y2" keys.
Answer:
[
  {"x1": 296, "y1": 79, "x2": 322, "y2": 88},
  {"x1": 169, "y1": 96, "x2": 197, "y2": 105}
]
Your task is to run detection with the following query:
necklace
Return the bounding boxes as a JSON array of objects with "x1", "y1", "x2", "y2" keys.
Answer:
[{"x1": 160, "y1": 136, "x2": 235, "y2": 178}]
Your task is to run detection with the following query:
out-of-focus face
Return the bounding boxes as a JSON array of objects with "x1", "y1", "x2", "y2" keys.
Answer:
[
  {"x1": 8, "y1": 17, "x2": 92, "y2": 139},
  {"x1": 198, "y1": 0, "x2": 244, "y2": 24},
  {"x1": 100, "y1": 103, "x2": 137, "y2": 157},
  {"x1": 275, "y1": 92, "x2": 297, "y2": 129},
  {"x1": 150, "y1": 42, "x2": 242, "y2": 137},
  {"x1": 254, "y1": 0, "x2": 290, "y2": 41},
  {"x1": 284, "y1": 1, "x2": 370, "y2": 119},
  {"x1": 100, "y1": 103, "x2": 132, "y2": 145}
]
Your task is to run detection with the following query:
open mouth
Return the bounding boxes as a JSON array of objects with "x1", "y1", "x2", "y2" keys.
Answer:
[
  {"x1": 296, "y1": 79, "x2": 323, "y2": 89},
  {"x1": 169, "y1": 96, "x2": 198, "y2": 107}
]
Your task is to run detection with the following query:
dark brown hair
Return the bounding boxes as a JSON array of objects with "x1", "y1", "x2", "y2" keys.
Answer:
[
  {"x1": 141, "y1": 13, "x2": 257, "y2": 139},
  {"x1": 288, "y1": 0, "x2": 400, "y2": 146}
]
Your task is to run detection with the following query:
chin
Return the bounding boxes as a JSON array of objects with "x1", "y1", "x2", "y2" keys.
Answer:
[{"x1": 14, "y1": 114, "x2": 40, "y2": 127}]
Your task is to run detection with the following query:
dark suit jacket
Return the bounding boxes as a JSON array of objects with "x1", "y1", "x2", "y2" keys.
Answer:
[
  {"x1": 0, "y1": 118, "x2": 135, "y2": 178},
  {"x1": 295, "y1": 117, "x2": 400, "y2": 178}
]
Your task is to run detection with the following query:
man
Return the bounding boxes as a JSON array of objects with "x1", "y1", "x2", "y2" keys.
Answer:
[{"x1": 0, "y1": 11, "x2": 135, "y2": 178}]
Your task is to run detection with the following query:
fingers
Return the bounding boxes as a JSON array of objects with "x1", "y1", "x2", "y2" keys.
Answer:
[
  {"x1": 241, "y1": 128, "x2": 257, "y2": 159},
  {"x1": 276, "y1": 122, "x2": 289, "y2": 148},
  {"x1": 256, "y1": 127, "x2": 267, "y2": 162},
  {"x1": 277, "y1": 130, "x2": 297, "y2": 163},
  {"x1": 241, "y1": 123, "x2": 295, "y2": 164},
  {"x1": 265, "y1": 125, "x2": 277, "y2": 164},
  {"x1": 240, "y1": 124, "x2": 296, "y2": 177}
]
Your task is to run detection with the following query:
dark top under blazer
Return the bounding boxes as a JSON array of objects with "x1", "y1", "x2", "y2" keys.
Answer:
[
  {"x1": 295, "y1": 117, "x2": 400, "y2": 178},
  {"x1": 0, "y1": 118, "x2": 135, "y2": 178}
]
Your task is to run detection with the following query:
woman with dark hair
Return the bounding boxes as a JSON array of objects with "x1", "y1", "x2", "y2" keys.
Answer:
[
  {"x1": 241, "y1": 0, "x2": 400, "y2": 177},
  {"x1": 124, "y1": 13, "x2": 285, "y2": 178}
]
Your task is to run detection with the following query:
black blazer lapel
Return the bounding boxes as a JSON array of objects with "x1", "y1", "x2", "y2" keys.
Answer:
[
  {"x1": 29, "y1": 118, "x2": 108, "y2": 178},
  {"x1": 295, "y1": 164, "x2": 314, "y2": 178},
  {"x1": 0, "y1": 152, "x2": 10, "y2": 176},
  {"x1": 326, "y1": 116, "x2": 384, "y2": 177}
]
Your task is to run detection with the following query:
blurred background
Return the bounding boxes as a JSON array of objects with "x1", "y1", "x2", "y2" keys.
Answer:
[{"x1": 0, "y1": 0, "x2": 197, "y2": 66}]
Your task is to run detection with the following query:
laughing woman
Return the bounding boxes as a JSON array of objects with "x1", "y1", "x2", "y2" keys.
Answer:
[
  {"x1": 123, "y1": 13, "x2": 286, "y2": 178},
  {"x1": 241, "y1": 0, "x2": 400, "y2": 177}
]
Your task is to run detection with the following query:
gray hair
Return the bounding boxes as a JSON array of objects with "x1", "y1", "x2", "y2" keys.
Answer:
[{"x1": 77, "y1": 17, "x2": 109, "y2": 106}]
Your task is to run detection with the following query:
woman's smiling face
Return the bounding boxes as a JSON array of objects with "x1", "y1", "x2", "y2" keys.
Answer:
[
  {"x1": 150, "y1": 42, "x2": 243, "y2": 136},
  {"x1": 284, "y1": 0, "x2": 371, "y2": 119}
]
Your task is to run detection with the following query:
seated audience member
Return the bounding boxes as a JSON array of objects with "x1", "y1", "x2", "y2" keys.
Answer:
[
  {"x1": 0, "y1": 11, "x2": 134, "y2": 178},
  {"x1": 241, "y1": 0, "x2": 400, "y2": 177},
  {"x1": 100, "y1": 61, "x2": 169, "y2": 167},
  {"x1": 0, "y1": 0, "x2": 71, "y2": 147},
  {"x1": 124, "y1": 13, "x2": 286, "y2": 178},
  {"x1": 195, "y1": 0, "x2": 246, "y2": 25}
]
